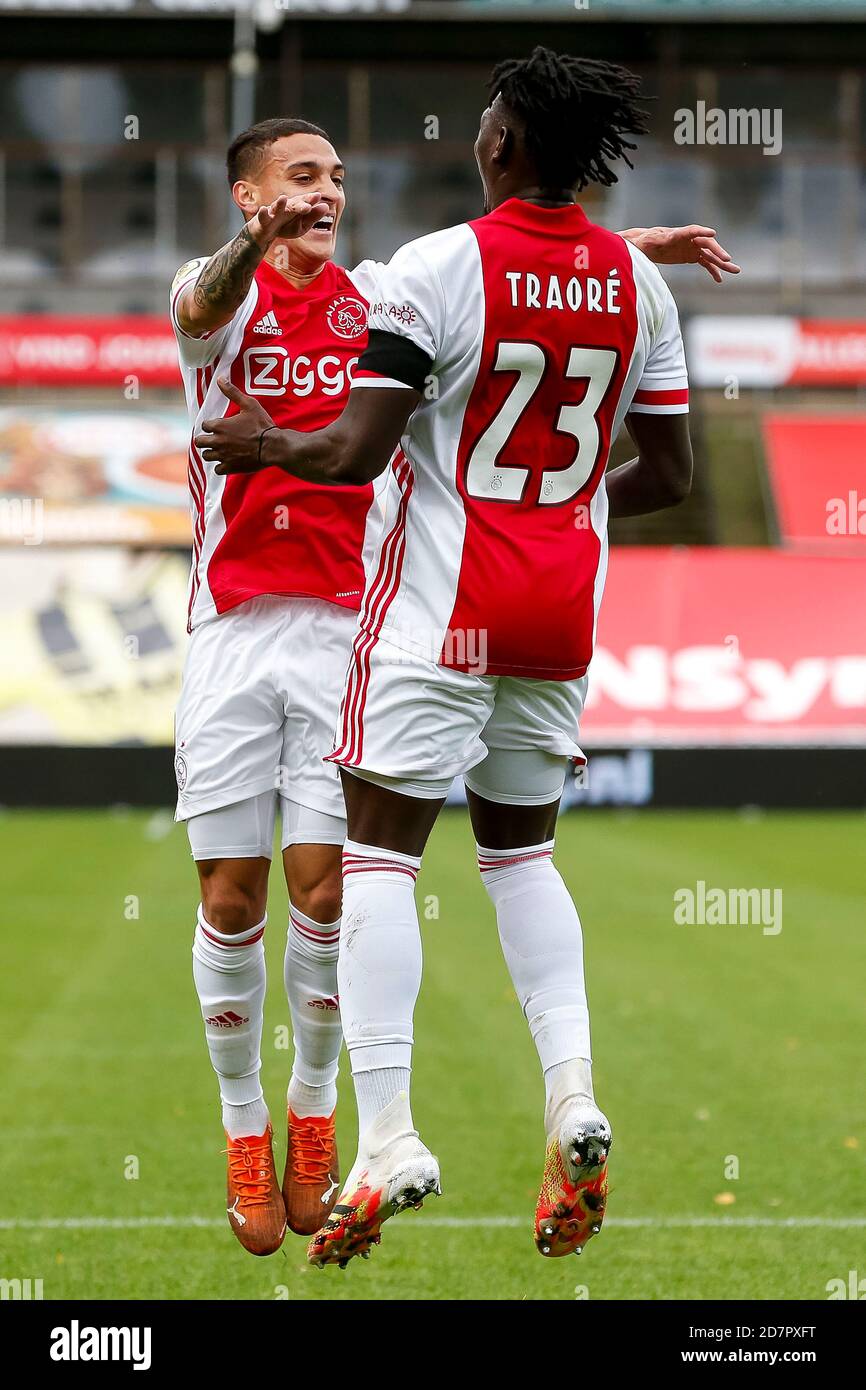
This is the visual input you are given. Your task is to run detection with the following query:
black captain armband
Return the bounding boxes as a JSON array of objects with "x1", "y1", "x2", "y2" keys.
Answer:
[{"x1": 355, "y1": 329, "x2": 433, "y2": 393}]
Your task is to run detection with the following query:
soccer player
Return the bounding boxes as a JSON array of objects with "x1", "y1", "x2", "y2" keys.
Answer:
[
  {"x1": 197, "y1": 48, "x2": 698, "y2": 1267},
  {"x1": 176, "y1": 108, "x2": 735, "y2": 1256},
  {"x1": 170, "y1": 119, "x2": 383, "y2": 1254}
]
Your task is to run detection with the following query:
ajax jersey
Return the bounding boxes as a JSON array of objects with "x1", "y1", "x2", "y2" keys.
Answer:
[
  {"x1": 171, "y1": 254, "x2": 381, "y2": 630},
  {"x1": 350, "y1": 198, "x2": 689, "y2": 681}
]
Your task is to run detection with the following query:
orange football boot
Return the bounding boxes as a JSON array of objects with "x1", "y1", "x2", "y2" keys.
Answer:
[
  {"x1": 534, "y1": 1101, "x2": 611, "y2": 1258},
  {"x1": 282, "y1": 1109, "x2": 340, "y2": 1236},
  {"x1": 224, "y1": 1125, "x2": 287, "y2": 1256}
]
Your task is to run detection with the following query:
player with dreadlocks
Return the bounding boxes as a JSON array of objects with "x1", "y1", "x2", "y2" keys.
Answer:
[
  {"x1": 199, "y1": 49, "x2": 717, "y2": 1267},
  {"x1": 482, "y1": 47, "x2": 648, "y2": 197}
]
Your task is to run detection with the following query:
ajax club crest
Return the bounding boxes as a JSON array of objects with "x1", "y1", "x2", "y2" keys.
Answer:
[{"x1": 326, "y1": 295, "x2": 367, "y2": 341}]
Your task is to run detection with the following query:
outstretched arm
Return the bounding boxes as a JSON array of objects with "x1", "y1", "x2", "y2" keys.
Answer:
[
  {"x1": 176, "y1": 195, "x2": 330, "y2": 337},
  {"x1": 195, "y1": 378, "x2": 420, "y2": 487},
  {"x1": 620, "y1": 225, "x2": 740, "y2": 283}
]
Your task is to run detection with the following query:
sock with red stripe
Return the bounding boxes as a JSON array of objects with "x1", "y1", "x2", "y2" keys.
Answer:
[
  {"x1": 339, "y1": 840, "x2": 422, "y2": 1136},
  {"x1": 192, "y1": 907, "x2": 270, "y2": 1140},
  {"x1": 477, "y1": 841, "x2": 594, "y2": 1110},
  {"x1": 284, "y1": 907, "x2": 342, "y2": 1120}
]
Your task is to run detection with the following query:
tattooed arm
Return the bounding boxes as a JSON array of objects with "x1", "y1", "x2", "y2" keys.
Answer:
[{"x1": 175, "y1": 194, "x2": 330, "y2": 338}]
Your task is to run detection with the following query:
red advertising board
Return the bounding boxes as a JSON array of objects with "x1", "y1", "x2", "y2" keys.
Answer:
[
  {"x1": 762, "y1": 413, "x2": 866, "y2": 553},
  {"x1": 688, "y1": 316, "x2": 866, "y2": 387},
  {"x1": 583, "y1": 548, "x2": 866, "y2": 745},
  {"x1": 0, "y1": 317, "x2": 181, "y2": 387},
  {"x1": 6, "y1": 314, "x2": 866, "y2": 391}
]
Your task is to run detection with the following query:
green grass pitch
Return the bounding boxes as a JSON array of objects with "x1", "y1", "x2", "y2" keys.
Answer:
[{"x1": 1, "y1": 807, "x2": 863, "y2": 1301}]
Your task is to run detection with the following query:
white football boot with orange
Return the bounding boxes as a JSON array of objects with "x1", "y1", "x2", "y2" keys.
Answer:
[
  {"x1": 534, "y1": 1091, "x2": 611, "y2": 1259},
  {"x1": 307, "y1": 1092, "x2": 440, "y2": 1268}
]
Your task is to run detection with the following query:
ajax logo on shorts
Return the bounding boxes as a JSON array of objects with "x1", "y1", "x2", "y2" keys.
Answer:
[
  {"x1": 326, "y1": 295, "x2": 367, "y2": 341},
  {"x1": 174, "y1": 751, "x2": 188, "y2": 792}
]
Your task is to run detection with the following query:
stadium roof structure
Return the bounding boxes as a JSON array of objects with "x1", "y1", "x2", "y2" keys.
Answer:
[{"x1": 0, "y1": 0, "x2": 864, "y2": 20}]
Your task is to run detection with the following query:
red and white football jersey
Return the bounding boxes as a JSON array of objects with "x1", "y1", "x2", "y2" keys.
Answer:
[
  {"x1": 171, "y1": 254, "x2": 382, "y2": 630},
  {"x1": 352, "y1": 198, "x2": 689, "y2": 680}
]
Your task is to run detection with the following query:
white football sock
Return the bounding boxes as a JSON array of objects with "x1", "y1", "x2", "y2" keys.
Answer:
[
  {"x1": 222, "y1": 1098, "x2": 271, "y2": 1139},
  {"x1": 357, "y1": 1091, "x2": 416, "y2": 1160},
  {"x1": 287, "y1": 1077, "x2": 332, "y2": 1120},
  {"x1": 354, "y1": 1067, "x2": 413, "y2": 1136},
  {"x1": 284, "y1": 906, "x2": 342, "y2": 1119},
  {"x1": 339, "y1": 840, "x2": 422, "y2": 1136},
  {"x1": 543, "y1": 1058, "x2": 596, "y2": 1136},
  {"x1": 478, "y1": 841, "x2": 592, "y2": 1093},
  {"x1": 192, "y1": 906, "x2": 269, "y2": 1139},
  {"x1": 341, "y1": 1090, "x2": 419, "y2": 1194}
]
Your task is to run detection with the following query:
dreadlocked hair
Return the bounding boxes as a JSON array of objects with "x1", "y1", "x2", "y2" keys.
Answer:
[{"x1": 488, "y1": 47, "x2": 649, "y2": 191}]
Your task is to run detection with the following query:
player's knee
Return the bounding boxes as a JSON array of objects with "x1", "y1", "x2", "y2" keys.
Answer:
[
  {"x1": 291, "y1": 872, "x2": 342, "y2": 925},
  {"x1": 199, "y1": 868, "x2": 267, "y2": 934}
]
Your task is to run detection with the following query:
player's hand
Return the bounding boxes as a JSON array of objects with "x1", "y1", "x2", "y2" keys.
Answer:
[
  {"x1": 195, "y1": 379, "x2": 276, "y2": 474},
  {"x1": 624, "y1": 225, "x2": 741, "y2": 282},
  {"x1": 247, "y1": 194, "x2": 331, "y2": 249}
]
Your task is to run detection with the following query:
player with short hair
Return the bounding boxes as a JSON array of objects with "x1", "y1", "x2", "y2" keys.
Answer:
[
  {"x1": 197, "y1": 48, "x2": 699, "y2": 1267},
  {"x1": 171, "y1": 116, "x2": 383, "y2": 1254}
]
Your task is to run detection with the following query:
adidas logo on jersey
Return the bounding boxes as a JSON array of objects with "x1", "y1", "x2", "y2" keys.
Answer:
[
  {"x1": 205, "y1": 1010, "x2": 250, "y2": 1028},
  {"x1": 252, "y1": 310, "x2": 281, "y2": 335}
]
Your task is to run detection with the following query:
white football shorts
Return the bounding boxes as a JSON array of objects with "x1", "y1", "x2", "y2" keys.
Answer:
[
  {"x1": 174, "y1": 595, "x2": 357, "y2": 826},
  {"x1": 329, "y1": 630, "x2": 588, "y2": 800},
  {"x1": 185, "y1": 790, "x2": 346, "y2": 861}
]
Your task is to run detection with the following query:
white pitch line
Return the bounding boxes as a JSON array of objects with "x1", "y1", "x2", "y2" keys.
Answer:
[{"x1": 1, "y1": 1215, "x2": 864, "y2": 1232}]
